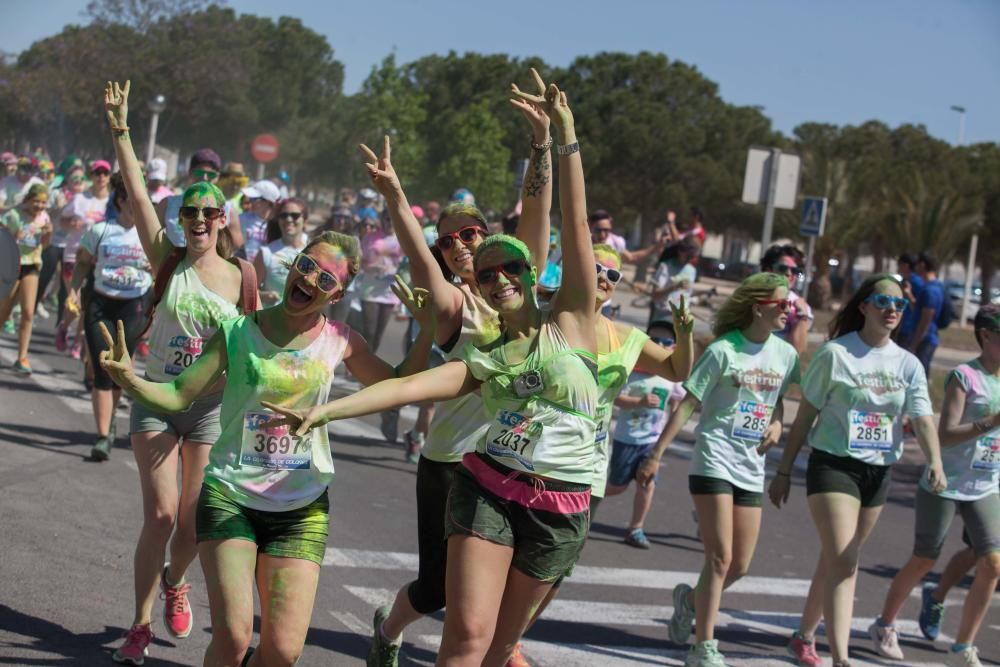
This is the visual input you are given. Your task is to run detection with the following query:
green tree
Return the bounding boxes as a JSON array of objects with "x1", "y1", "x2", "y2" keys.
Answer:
[{"x1": 436, "y1": 99, "x2": 512, "y2": 213}]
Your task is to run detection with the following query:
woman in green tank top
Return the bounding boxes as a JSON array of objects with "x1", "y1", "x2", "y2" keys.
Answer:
[
  {"x1": 265, "y1": 81, "x2": 599, "y2": 667},
  {"x1": 98, "y1": 231, "x2": 438, "y2": 667}
]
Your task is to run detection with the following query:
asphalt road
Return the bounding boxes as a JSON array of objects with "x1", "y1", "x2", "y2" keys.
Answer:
[{"x1": 0, "y1": 299, "x2": 997, "y2": 667}]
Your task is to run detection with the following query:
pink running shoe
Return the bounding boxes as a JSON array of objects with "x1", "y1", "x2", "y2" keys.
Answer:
[
  {"x1": 54, "y1": 322, "x2": 68, "y2": 352},
  {"x1": 788, "y1": 632, "x2": 822, "y2": 667},
  {"x1": 160, "y1": 567, "x2": 193, "y2": 638},
  {"x1": 112, "y1": 623, "x2": 153, "y2": 665},
  {"x1": 506, "y1": 642, "x2": 532, "y2": 667},
  {"x1": 69, "y1": 339, "x2": 82, "y2": 360}
]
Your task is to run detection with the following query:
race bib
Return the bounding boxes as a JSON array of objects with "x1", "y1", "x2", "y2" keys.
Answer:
[
  {"x1": 848, "y1": 410, "x2": 895, "y2": 451},
  {"x1": 485, "y1": 410, "x2": 541, "y2": 471},
  {"x1": 971, "y1": 435, "x2": 1000, "y2": 471},
  {"x1": 239, "y1": 410, "x2": 312, "y2": 470},
  {"x1": 163, "y1": 335, "x2": 204, "y2": 376},
  {"x1": 594, "y1": 406, "x2": 609, "y2": 445},
  {"x1": 732, "y1": 400, "x2": 773, "y2": 441}
]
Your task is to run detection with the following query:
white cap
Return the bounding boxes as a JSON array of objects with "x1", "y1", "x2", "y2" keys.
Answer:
[
  {"x1": 146, "y1": 158, "x2": 168, "y2": 182},
  {"x1": 241, "y1": 180, "x2": 281, "y2": 203}
]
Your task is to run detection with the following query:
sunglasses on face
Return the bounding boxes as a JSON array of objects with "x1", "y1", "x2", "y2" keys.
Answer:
[
  {"x1": 436, "y1": 225, "x2": 483, "y2": 251},
  {"x1": 476, "y1": 259, "x2": 529, "y2": 285},
  {"x1": 596, "y1": 263, "x2": 622, "y2": 284},
  {"x1": 293, "y1": 253, "x2": 341, "y2": 293},
  {"x1": 192, "y1": 168, "x2": 218, "y2": 181},
  {"x1": 91, "y1": 169, "x2": 110, "y2": 177},
  {"x1": 592, "y1": 227, "x2": 612, "y2": 235},
  {"x1": 650, "y1": 336, "x2": 675, "y2": 347},
  {"x1": 757, "y1": 298, "x2": 792, "y2": 312},
  {"x1": 773, "y1": 264, "x2": 803, "y2": 277},
  {"x1": 279, "y1": 212, "x2": 303, "y2": 222},
  {"x1": 865, "y1": 294, "x2": 909, "y2": 312},
  {"x1": 179, "y1": 206, "x2": 225, "y2": 221}
]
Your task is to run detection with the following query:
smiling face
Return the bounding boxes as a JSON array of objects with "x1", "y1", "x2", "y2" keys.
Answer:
[
  {"x1": 277, "y1": 202, "x2": 306, "y2": 242},
  {"x1": 24, "y1": 193, "x2": 48, "y2": 217},
  {"x1": 282, "y1": 243, "x2": 352, "y2": 317},
  {"x1": 474, "y1": 244, "x2": 532, "y2": 314},
  {"x1": 595, "y1": 252, "x2": 622, "y2": 307},
  {"x1": 439, "y1": 214, "x2": 485, "y2": 282},
  {"x1": 755, "y1": 286, "x2": 790, "y2": 332},
  {"x1": 181, "y1": 191, "x2": 226, "y2": 255},
  {"x1": 859, "y1": 279, "x2": 905, "y2": 335}
]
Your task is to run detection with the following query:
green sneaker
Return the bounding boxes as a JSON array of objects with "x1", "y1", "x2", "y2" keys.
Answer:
[
  {"x1": 366, "y1": 605, "x2": 400, "y2": 667},
  {"x1": 3, "y1": 319, "x2": 14, "y2": 334},
  {"x1": 685, "y1": 639, "x2": 728, "y2": 667},
  {"x1": 91, "y1": 436, "x2": 111, "y2": 462},
  {"x1": 669, "y1": 583, "x2": 695, "y2": 645}
]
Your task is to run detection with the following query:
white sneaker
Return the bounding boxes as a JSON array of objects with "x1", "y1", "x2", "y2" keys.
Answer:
[
  {"x1": 950, "y1": 646, "x2": 983, "y2": 667},
  {"x1": 35, "y1": 303, "x2": 50, "y2": 319},
  {"x1": 868, "y1": 621, "x2": 904, "y2": 660}
]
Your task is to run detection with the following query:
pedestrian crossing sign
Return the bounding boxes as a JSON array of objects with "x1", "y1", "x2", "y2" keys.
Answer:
[{"x1": 799, "y1": 197, "x2": 827, "y2": 237}]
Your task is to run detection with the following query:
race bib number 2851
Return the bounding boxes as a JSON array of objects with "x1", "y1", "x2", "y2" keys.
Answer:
[{"x1": 848, "y1": 410, "x2": 894, "y2": 452}]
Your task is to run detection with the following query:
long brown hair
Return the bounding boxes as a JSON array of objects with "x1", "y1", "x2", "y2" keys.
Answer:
[
  {"x1": 266, "y1": 197, "x2": 310, "y2": 244},
  {"x1": 829, "y1": 273, "x2": 903, "y2": 340}
]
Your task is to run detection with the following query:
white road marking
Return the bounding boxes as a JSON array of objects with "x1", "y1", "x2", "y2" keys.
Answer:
[{"x1": 330, "y1": 610, "x2": 370, "y2": 636}]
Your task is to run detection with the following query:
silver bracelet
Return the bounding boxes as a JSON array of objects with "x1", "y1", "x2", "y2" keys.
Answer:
[
  {"x1": 530, "y1": 136, "x2": 553, "y2": 152},
  {"x1": 557, "y1": 142, "x2": 580, "y2": 156}
]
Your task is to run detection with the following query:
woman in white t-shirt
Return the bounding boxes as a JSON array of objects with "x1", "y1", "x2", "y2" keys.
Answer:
[
  {"x1": 255, "y1": 198, "x2": 309, "y2": 306},
  {"x1": 637, "y1": 272, "x2": 800, "y2": 667},
  {"x1": 768, "y1": 274, "x2": 946, "y2": 667}
]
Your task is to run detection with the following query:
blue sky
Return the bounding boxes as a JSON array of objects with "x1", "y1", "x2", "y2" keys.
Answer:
[{"x1": 5, "y1": 0, "x2": 998, "y2": 145}]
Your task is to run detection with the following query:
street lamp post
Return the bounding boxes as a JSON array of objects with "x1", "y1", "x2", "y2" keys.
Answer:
[
  {"x1": 147, "y1": 94, "x2": 167, "y2": 165},
  {"x1": 952, "y1": 105, "x2": 976, "y2": 326}
]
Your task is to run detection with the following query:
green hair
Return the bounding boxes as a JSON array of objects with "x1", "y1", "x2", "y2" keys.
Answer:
[
  {"x1": 473, "y1": 233, "x2": 533, "y2": 269},
  {"x1": 23, "y1": 183, "x2": 48, "y2": 202},
  {"x1": 182, "y1": 181, "x2": 225, "y2": 207},
  {"x1": 712, "y1": 272, "x2": 788, "y2": 337},
  {"x1": 305, "y1": 231, "x2": 362, "y2": 282},
  {"x1": 438, "y1": 202, "x2": 488, "y2": 230},
  {"x1": 593, "y1": 243, "x2": 622, "y2": 269}
]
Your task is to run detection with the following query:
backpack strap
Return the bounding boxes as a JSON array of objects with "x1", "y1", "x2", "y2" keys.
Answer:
[
  {"x1": 149, "y1": 248, "x2": 186, "y2": 314},
  {"x1": 229, "y1": 256, "x2": 260, "y2": 313}
]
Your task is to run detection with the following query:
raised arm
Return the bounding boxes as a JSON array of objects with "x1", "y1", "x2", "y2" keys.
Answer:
[
  {"x1": 632, "y1": 298, "x2": 695, "y2": 382},
  {"x1": 263, "y1": 360, "x2": 478, "y2": 437},
  {"x1": 510, "y1": 68, "x2": 553, "y2": 265},
  {"x1": 360, "y1": 137, "x2": 463, "y2": 326},
  {"x1": 99, "y1": 320, "x2": 227, "y2": 413},
  {"x1": 104, "y1": 81, "x2": 172, "y2": 270}
]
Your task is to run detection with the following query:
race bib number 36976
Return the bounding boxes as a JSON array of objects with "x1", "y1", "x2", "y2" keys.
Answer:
[
  {"x1": 848, "y1": 410, "x2": 894, "y2": 452},
  {"x1": 240, "y1": 410, "x2": 311, "y2": 470}
]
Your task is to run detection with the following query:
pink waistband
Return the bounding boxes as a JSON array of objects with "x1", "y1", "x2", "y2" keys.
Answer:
[{"x1": 462, "y1": 453, "x2": 591, "y2": 514}]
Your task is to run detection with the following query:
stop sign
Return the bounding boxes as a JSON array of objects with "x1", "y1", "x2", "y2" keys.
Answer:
[{"x1": 251, "y1": 134, "x2": 280, "y2": 163}]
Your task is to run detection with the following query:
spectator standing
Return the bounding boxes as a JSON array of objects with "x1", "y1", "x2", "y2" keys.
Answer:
[
  {"x1": 909, "y1": 251, "x2": 946, "y2": 374},
  {"x1": 897, "y1": 252, "x2": 924, "y2": 349}
]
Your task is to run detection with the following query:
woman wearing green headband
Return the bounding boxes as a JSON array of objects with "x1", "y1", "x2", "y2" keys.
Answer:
[{"x1": 268, "y1": 80, "x2": 598, "y2": 667}]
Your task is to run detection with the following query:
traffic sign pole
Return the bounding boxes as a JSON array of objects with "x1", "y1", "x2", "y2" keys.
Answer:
[
  {"x1": 760, "y1": 148, "x2": 781, "y2": 251},
  {"x1": 798, "y1": 197, "x2": 828, "y2": 304}
]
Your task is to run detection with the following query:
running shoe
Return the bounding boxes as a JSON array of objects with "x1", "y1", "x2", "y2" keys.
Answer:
[
  {"x1": 160, "y1": 566, "x2": 193, "y2": 638},
  {"x1": 669, "y1": 583, "x2": 695, "y2": 645},
  {"x1": 112, "y1": 623, "x2": 153, "y2": 665},
  {"x1": 506, "y1": 642, "x2": 531, "y2": 667},
  {"x1": 36, "y1": 302, "x2": 50, "y2": 319},
  {"x1": 70, "y1": 339, "x2": 82, "y2": 360},
  {"x1": 919, "y1": 583, "x2": 945, "y2": 640},
  {"x1": 2, "y1": 319, "x2": 13, "y2": 335},
  {"x1": 950, "y1": 646, "x2": 983, "y2": 667},
  {"x1": 380, "y1": 409, "x2": 399, "y2": 444},
  {"x1": 12, "y1": 358, "x2": 31, "y2": 375},
  {"x1": 136, "y1": 340, "x2": 150, "y2": 360},
  {"x1": 624, "y1": 527, "x2": 651, "y2": 549},
  {"x1": 868, "y1": 620, "x2": 904, "y2": 660},
  {"x1": 404, "y1": 431, "x2": 423, "y2": 464},
  {"x1": 55, "y1": 321, "x2": 68, "y2": 352},
  {"x1": 91, "y1": 436, "x2": 111, "y2": 462},
  {"x1": 787, "y1": 631, "x2": 822, "y2": 667},
  {"x1": 684, "y1": 639, "x2": 727, "y2": 667},
  {"x1": 367, "y1": 604, "x2": 400, "y2": 667}
]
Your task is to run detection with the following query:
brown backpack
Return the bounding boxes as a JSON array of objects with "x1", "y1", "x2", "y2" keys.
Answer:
[{"x1": 142, "y1": 248, "x2": 259, "y2": 336}]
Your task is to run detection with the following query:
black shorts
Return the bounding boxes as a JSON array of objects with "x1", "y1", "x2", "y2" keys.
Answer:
[
  {"x1": 688, "y1": 475, "x2": 762, "y2": 507},
  {"x1": 805, "y1": 449, "x2": 891, "y2": 508},
  {"x1": 19, "y1": 263, "x2": 40, "y2": 278},
  {"x1": 84, "y1": 290, "x2": 151, "y2": 390}
]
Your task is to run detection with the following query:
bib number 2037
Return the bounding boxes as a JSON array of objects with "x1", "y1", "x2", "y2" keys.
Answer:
[{"x1": 492, "y1": 428, "x2": 531, "y2": 455}]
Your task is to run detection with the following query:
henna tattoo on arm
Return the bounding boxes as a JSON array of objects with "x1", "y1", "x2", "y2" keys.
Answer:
[{"x1": 524, "y1": 148, "x2": 551, "y2": 198}]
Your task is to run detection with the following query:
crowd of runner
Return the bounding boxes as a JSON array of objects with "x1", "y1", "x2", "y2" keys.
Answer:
[{"x1": 0, "y1": 72, "x2": 996, "y2": 667}]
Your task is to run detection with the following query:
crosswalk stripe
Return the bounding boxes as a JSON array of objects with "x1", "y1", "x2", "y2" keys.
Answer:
[{"x1": 343, "y1": 585, "x2": 954, "y2": 667}]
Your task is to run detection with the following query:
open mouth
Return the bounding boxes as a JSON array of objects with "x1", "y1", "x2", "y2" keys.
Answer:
[
  {"x1": 493, "y1": 285, "x2": 518, "y2": 301},
  {"x1": 189, "y1": 225, "x2": 209, "y2": 239},
  {"x1": 288, "y1": 282, "x2": 315, "y2": 306},
  {"x1": 452, "y1": 249, "x2": 473, "y2": 264}
]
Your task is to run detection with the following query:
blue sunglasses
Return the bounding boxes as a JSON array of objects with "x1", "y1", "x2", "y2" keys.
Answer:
[{"x1": 864, "y1": 294, "x2": 908, "y2": 312}]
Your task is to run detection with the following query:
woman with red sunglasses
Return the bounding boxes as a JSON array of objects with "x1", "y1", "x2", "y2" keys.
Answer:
[
  {"x1": 271, "y1": 77, "x2": 597, "y2": 667},
  {"x1": 102, "y1": 80, "x2": 261, "y2": 665},
  {"x1": 354, "y1": 68, "x2": 556, "y2": 667}
]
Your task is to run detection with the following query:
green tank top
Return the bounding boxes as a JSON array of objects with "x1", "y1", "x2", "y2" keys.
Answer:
[
  {"x1": 459, "y1": 314, "x2": 598, "y2": 484},
  {"x1": 592, "y1": 324, "x2": 649, "y2": 497},
  {"x1": 204, "y1": 314, "x2": 349, "y2": 512}
]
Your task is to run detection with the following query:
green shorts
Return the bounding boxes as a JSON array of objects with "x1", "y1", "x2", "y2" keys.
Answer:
[
  {"x1": 445, "y1": 456, "x2": 590, "y2": 582},
  {"x1": 689, "y1": 474, "x2": 763, "y2": 507},
  {"x1": 806, "y1": 449, "x2": 891, "y2": 508},
  {"x1": 195, "y1": 481, "x2": 330, "y2": 565}
]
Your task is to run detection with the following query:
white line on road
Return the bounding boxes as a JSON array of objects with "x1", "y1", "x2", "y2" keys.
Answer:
[{"x1": 330, "y1": 610, "x2": 370, "y2": 635}]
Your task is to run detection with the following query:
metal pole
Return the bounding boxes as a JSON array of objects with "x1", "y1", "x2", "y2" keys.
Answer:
[
  {"x1": 803, "y1": 235, "x2": 816, "y2": 303},
  {"x1": 257, "y1": 162, "x2": 265, "y2": 180},
  {"x1": 146, "y1": 112, "x2": 160, "y2": 165},
  {"x1": 960, "y1": 233, "x2": 978, "y2": 327},
  {"x1": 761, "y1": 147, "x2": 781, "y2": 252}
]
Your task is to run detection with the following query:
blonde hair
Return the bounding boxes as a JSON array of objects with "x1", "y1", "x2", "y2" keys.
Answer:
[
  {"x1": 712, "y1": 272, "x2": 788, "y2": 337},
  {"x1": 593, "y1": 243, "x2": 622, "y2": 269}
]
